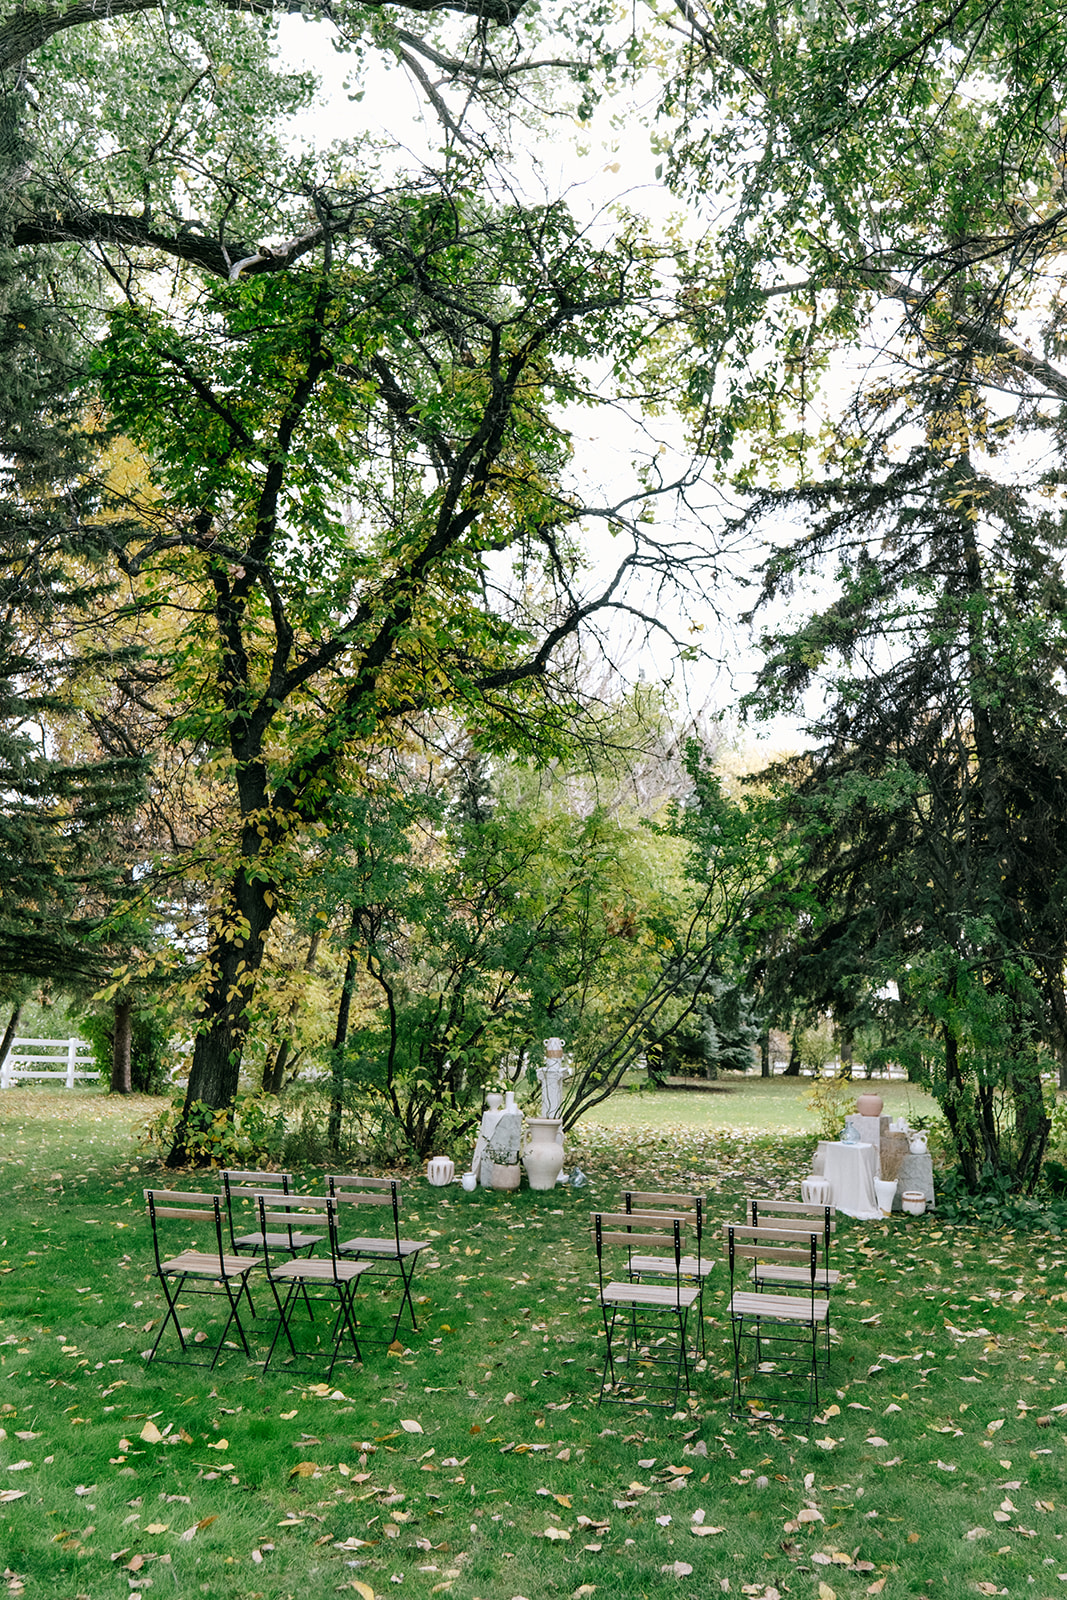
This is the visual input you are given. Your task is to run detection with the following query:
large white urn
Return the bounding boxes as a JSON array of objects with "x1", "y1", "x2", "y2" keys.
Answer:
[{"x1": 523, "y1": 1116, "x2": 564, "y2": 1190}]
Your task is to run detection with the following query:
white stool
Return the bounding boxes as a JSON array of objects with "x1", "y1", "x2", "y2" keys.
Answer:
[{"x1": 801, "y1": 1175, "x2": 833, "y2": 1205}]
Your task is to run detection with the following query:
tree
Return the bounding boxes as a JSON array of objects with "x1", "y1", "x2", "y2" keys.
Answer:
[
  {"x1": 0, "y1": 0, "x2": 718, "y2": 1155},
  {"x1": 656, "y1": 0, "x2": 1067, "y2": 1191},
  {"x1": 0, "y1": 88, "x2": 145, "y2": 990}
]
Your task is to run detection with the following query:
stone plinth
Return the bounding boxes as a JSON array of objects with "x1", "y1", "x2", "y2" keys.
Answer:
[{"x1": 891, "y1": 1152, "x2": 935, "y2": 1209}]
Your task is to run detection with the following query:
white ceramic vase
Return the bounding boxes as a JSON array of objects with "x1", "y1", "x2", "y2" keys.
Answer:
[
  {"x1": 426, "y1": 1157, "x2": 454, "y2": 1186},
  {"x1": 522, "y1": 1117, "x2": 564, "y2": 1190},
  {"x1": 909, "y1": 1131, "x2": 929, "y2": 1154}
]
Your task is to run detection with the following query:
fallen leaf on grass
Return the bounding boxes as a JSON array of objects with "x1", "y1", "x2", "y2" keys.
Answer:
[
  {"x1": 573, "y1": 1587, "x2": 596, "y2": 1598},
  {"x1": 661, "y1": 1562, "x2": 692, "y2": 1578},
  {"x1": 866, "y1": 1582, "x2": 886, "y2": 1597},
  {"x1": 349, "y1": 1583, "x2": 375, "y2": 1600},
  {"x1": 0, "y1": 1493, "x2": 27, "y2": 1504},
  {"x1": 144, "y1": 1523, "x2": 169, "y2": 1535},
  {"x1": 864, "y1": 1438, "x2": 890, "y2": 1448},
  {"x1": 290, "y1": 1462, "x2": 319, "y2": 1478},
  {"x1": 542, "y1": 1527, "x2": 571, "y2": 1541},
  {"x1": 399, "y1": 1420, "x2": 423, "y2": 1434},
  {"x1": 5, "y1": 1464, "x2": 31, "y2": 1474},
  {"x1": 817, "y1": 1584, "x2": 836, "y2": 1600},
  {"x1": 690, "y1": 1524, "x2": 726, "y2": 1537}
]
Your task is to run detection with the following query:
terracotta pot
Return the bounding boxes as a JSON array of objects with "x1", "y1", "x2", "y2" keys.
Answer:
[
  {"x1": 523, "y1": 1117, "x2": 564, "y2": 1190},
  {"x1": 855, "y1": 1094, "x2": 884, "y2": 1118}
]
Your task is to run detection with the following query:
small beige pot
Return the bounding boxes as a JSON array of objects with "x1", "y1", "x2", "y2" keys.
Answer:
[{"x1": 901, "y1": 1191, "x2": 926, "y2": 1216}]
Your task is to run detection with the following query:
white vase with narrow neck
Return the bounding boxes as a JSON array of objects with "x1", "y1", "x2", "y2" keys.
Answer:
[{"x1": 523, "y1": 1117, "x2": 564, "y2": 1190}]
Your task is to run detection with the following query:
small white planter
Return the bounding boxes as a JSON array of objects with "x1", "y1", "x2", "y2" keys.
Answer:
[{"x1": 901, "y1": 1191, "x2": 926, "y2": 1216}]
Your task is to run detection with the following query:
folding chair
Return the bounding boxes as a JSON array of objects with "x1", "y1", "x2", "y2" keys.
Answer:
[
  {"x1": 723, "y1": 1223, "x2": 830, "y2": 1423},
  {"x1": 257, "y1": 1196, "x2": 375, "y2": 1378},
  {"x1": 221, "y1": 1170, "x2": 319, "y2": 1257},
  {"x1": 143, "y1": 1189, "x2": 260, "y2": 1369},
  {"x1": 592, "y1": 1211, "x2": 700, "y2": 1409},
  {"x1": 746, "y1": 1198, "x2": 839, "y2": 1293},
  {"x1": 326, "y1": 1175, "x2": 429, "y2": 1343},
  {"x1": 622, "y1": 1190, "x2": 713, "y2": 1354}
]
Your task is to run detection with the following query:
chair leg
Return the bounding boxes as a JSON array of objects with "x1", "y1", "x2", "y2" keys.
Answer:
[
  {"x1": 148, "y1": 1271, "x2": 189, "y2": 1363},
  {"x1": 263, "y1": 1280, "x2": 302, "y2": 1373},
  {"x1": 393, "y1": 1258, "x2": 421, "y2": 1337}
]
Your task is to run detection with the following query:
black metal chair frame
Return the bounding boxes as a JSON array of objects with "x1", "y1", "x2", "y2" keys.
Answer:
[
  {"x1": 593, "y1": 1212, "x2": 700, "y2": 1409},
  {"x1": 326, "y1": 1175, "x2": 428, "y2": 1344},
  {"x1": 144, "y1": 1189, "x2": 259, "y2": 1370},
  {"x1": 258, "y1": 1196, "x2": 374, "y2": 1379},
  {"x1": 724, "y1": 1223, "x2": 830, "y2": 1424},
  {"x1": 221, "y1": 1170, "x2": 319, "y2": 1258},
  {"x1": 622, "y1": 1189, "x2": 711, "y2": 1355},
  {"x1": 747, "y1": 1198, "x2": 838, "y2": 1294}
]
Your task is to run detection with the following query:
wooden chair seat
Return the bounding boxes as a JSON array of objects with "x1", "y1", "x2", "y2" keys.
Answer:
[
  {"x1": 233, "y1": 1229, "x2": 321, "y2": 1253},
  {"x1": 159, "y1": 1249, "x2": 260, "y2": 1278},
  {"x1": 601, "y1": 1279, "x2": 700, "y2": 1310}
]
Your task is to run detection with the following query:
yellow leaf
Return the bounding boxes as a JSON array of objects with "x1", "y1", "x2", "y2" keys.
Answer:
[
  {"x1": 144, "y1": 1523, "x2": 169, "y2": 1534},
  {"x1": 866, "y1": 1582, "x2": 886, "y2": 1597},
  {"x1": 553, "y1": 1494, "x2": 573, "y2": 1508},
  {"x1": 206, "y1": 1438, "x2": 229, "y2": 1451},
  {"x1": 818, "y1": 1584, "x2": 836, "y2": 1600},
  {"x1": 289, "y1": 1462, "x2": 318, "y2": 1478},
  {"x1": 574, "y1": 1587, "x2": 596, "y2": 1598},
  {"x1": 139, "y1": 1422, "x2": 163, "y2": 1443},
  {"x1": 351, "y1": 1584, "x2": 376, "y2": 1600}
]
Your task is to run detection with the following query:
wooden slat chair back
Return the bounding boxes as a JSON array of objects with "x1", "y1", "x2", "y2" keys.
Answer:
[
  {"x1": 326, "y1": 1175, "x2": 429, "y2": 1343},
  {"x1": 723, "y1": 1223, "x2": 831, "y2": 1423},
  {"x1": 746, "y1": 1198, "x2": 838, "y2": 1293},
  {"x1": 221, "y1": 1170, "x2": 320, "y2": 1258},
  {"x1": 592, "y1": 1211, "x2": 700, "y2": 1409},
  {"x1": 143, "y1": 1189, "x2": 260, "y2": 1369},
  {"x1": 256, "y1": 1196, "x2": 374, "y2": 1378},
  {"x1": 622, "y1": 1190, "x2": 711, "y2": 1353}
]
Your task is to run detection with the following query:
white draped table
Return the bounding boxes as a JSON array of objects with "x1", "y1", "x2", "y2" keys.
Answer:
[{"x1": 816, "y1": 1141, "x2": 882, "y2": 1220}]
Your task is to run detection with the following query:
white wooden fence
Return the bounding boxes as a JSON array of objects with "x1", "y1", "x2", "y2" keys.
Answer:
[{"x1": 0, "y1": 1037, "x2": 99, "y2": 1089}]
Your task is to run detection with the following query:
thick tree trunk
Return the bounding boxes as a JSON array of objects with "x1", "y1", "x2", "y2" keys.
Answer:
[
  {"x1": 782, "y1": 1029, "x2": 802, "y2": 1076},
  {"x1": 0, "y1": 1004, "x2": 21, "y2": 1072},
  {"x1": 167, "y1": 863, "x2": 277, "y2": 1165},
  {"x1": 838, "y1": 1022, "x2": 853, "y2": 1081},
  {"x1": 110, "y1": 999, "x2": 132, "y2": 1094},
  {"x1": 328, "y1": 909, "x2": 362, "y2": 1155}
]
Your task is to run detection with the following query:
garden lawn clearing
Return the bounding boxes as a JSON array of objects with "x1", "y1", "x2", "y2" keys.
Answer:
[{"x1": 1, "y1": 1084, "x2": 1065, "y2": 1600}]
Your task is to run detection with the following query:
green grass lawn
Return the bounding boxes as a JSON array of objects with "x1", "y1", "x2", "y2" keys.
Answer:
[
  {"x1": 588, "y1": 1074, "x2": 938, "y2": 1134},
  {"x1": 2, "y1": 1082, "x2": 1065, "y2": 1600}
]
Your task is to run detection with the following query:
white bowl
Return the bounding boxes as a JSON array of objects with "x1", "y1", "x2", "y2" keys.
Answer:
[{"x1": 901, "y1": 1191, "x2": 926, "y2": 1216}]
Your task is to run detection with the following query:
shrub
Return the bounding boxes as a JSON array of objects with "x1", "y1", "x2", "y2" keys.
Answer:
[{"x1": 141, "y1": 1094, "x2": 285, "y2": 1167}]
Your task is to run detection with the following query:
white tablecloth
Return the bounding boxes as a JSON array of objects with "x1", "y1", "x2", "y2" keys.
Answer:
[{"x1": 819, "y1": 1142, "x2": 882, "y2": 1220}]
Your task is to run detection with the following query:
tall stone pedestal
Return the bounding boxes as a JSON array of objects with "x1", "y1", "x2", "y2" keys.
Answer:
[{"x1": 891, "y1": 1152, "x2": 935, "y2": 1210}]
